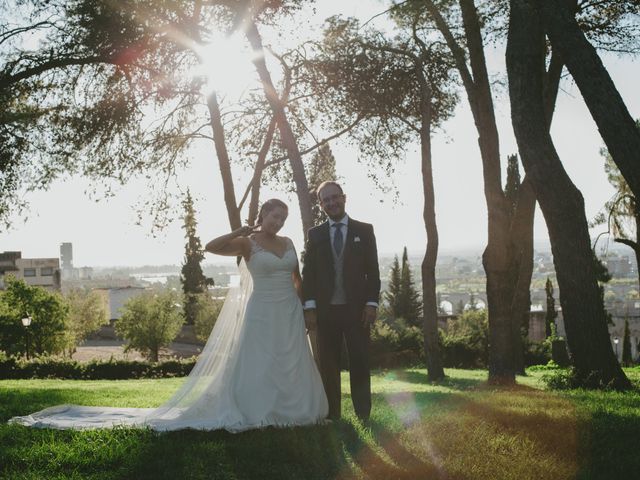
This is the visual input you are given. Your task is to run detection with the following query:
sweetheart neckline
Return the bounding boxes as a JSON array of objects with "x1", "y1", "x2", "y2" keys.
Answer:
[{"x1": 249, "y1": 237, "x2": 292, "y2": 260}]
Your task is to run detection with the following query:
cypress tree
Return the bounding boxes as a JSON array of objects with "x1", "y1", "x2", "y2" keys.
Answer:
[
  {"x1": 385, "y1": 255, "x2": 402, "y2": 318},
  {"x1": 545, "y1": 277, "x2": 558, "y2": 338},
  {"x1": 399, "y1": 247, "x2": 423, "y2": 326},
  {"x1": 180, "y1": 190, "x2": 213, "y2": 325}
]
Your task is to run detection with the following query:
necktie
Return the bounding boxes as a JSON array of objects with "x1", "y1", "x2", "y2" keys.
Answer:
[{"x1": 333, "y1": 222, "x2": 344, "y2": 256}]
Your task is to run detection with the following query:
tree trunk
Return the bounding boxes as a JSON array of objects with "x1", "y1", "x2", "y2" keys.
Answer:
[
  {"x1": 539, "y1": 0, "x2": 640, "y2": 200},
  {"x1": 511, "y1": 50, "x2": 563, "y2": 374},
  {"x1": 206, "y1": 92, "x2": 242, "y2": 230},
  {"x1": 247, "y1": 117, "x2": 277, "y2": 226},
  {"x1": 507, "y1": 0, "x2": 630, "y2": 389},
  {"x1": 416, "y1": 61, "x2": 445, "y2": 382},
  {"x1": 460, "y1": 0, "x2": 517, "y2": 384},
  {"x1": 510, "y1": 178, "x2": 536, "y2": 374},
  {"x1": 426, "y1": 0, "x2": 518, "y2": 383},
  {"x1": 245, "y1": 20, "x2": 314, "y2": 238}
]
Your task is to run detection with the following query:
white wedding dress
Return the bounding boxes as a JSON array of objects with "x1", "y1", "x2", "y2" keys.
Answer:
[{"x1": 9, "y1": 238, "x2": 328, "y2": 431}]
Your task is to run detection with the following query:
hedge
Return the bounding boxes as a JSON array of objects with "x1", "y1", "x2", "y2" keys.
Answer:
[{"x1": 0, "y1": 355, "x2": 196, "y2": 380}]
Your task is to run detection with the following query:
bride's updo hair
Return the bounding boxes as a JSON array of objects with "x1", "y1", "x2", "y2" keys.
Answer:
[{"x1": 257, "y1": 199, "x2": 288, "y2": 225}]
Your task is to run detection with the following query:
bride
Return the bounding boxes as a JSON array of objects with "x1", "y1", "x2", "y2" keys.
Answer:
[{"x1": 10, "y1": 199, "x2": 328, "y2": 431}]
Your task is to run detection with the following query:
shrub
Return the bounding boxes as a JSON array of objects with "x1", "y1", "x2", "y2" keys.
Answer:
[
  {"x1": 524, "y1": 340, "x2": 552, "y2": 367},
  {"x1": 115, "y1": 290, "x2": 184, "y2": 362},
  {"x1": 440, "y1": 309, "x2": 488, "y2": 368},
  {"x1": 0, "y1": 277, "x2": 69, "y2": 357},
  {"x1": 370, "y1": 318, "x2": 423, "y2": 367},
  {"x1": 193, "y1": 293, "x2": 223, "y2": 342},
  {"x1": 63, "y1": 289, "x2": 109, "y2": 356},
  {"x1": 0, "y1": 355, "x2": 197, "y2": 380}
]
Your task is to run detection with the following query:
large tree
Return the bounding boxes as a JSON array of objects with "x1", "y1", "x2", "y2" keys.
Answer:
[
  {"x1": 0, "y1": 0, "x2": 302, "y2": 235},
  {"x1": 305, "y1": 13, "x2": 456, "y2": 380},
  {"x1": 506, "y1": 0, "x2": 630, "y2": 389},
  {"x1": 538, "y1": 0, "x2": 640, "y2": 200},
  {"x1": 421, "y1": 0, "x2": 534, "y2": 384}
]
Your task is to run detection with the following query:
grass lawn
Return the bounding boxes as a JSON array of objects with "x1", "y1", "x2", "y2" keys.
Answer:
[{"x1": 1, "y1": 368, "x2": 639, "y2": 480}]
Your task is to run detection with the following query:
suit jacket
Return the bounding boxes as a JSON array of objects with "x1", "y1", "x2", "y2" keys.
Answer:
[{"x1": 302, "y1": 217, "x2": 381, "y2": 318}]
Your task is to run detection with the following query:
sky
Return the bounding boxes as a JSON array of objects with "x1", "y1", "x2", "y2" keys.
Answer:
[{"x1": 1, "y1": 2, "x2": 639, "y2": 267}]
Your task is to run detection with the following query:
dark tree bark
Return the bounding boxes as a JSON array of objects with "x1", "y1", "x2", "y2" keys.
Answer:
[
  {"x1": 510, "y1": 178, "x2": 536, "y2": 374},
  {"x1": 246, "y1": 117, "x2": 277, "y2": 226},
  {"x1": 245, "y1": 20, "x2": 314, "y2": 238},
  {"x1": 507, "y1": 0, "x2": 631, "y2": 389},
  {"x1": 539, "y1": 0, "x2": 640, "y2": 200},
  {"x1": 426, "y1": 0, "x2": 517, "y2": 384},
  {"x1": 207, "y1": 91, "x2": 242, "y2": 231},
  {"x1": 415, "y1": 57, "x2": 445, "y2": 382}
]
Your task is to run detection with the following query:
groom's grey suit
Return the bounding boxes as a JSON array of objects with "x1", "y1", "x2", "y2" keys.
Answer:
[{"x1": 302, "y1": 217, "x2": 380, "y2": 420}]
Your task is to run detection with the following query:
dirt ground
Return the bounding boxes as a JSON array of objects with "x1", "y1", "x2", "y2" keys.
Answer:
[{"x1": 71, "y1": 339, "x2": 203, "y2": 362}]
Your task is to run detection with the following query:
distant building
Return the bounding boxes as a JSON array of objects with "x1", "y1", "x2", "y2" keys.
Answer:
[
  {"x1": 94, "y1": 286, "x2": 146, "y2": 320},
  {"x1": 0, "y1": 251, "x2": 61, "y2": 290},
  {"x1": 60, "y1": 242, "x2": 73, "y2": 280}
]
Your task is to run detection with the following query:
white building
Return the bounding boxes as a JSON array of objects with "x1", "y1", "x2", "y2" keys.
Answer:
[
  {"x1": 94, "y1": 286, "x2": 146, "y2": 320},
  {"x1": 0, "y1": 251, "x2": 61, "y2": 290}
]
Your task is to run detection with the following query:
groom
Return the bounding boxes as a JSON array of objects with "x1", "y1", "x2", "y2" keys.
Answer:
[{"x1": 302, "y1": 181, "x2": 381, "y2": 421}]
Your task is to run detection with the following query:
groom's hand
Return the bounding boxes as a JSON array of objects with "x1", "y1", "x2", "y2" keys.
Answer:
[
  {"x1": 361, "y1": 306, "x2": 377, "y2": 328},
  {"x1": 304, "y1": 309, "x2": 317, "y2": 332}
]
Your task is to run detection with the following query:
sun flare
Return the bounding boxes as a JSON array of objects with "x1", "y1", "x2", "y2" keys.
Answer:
[{"x1": 192, "y1": 33, "x2": 255, "y2": 98}]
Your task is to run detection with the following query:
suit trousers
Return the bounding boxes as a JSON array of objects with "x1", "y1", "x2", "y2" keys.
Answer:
[{"x1": 317, "y1": 304, "x2": 371, "y2": 420}]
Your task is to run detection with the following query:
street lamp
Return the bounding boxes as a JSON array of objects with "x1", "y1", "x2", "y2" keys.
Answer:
[
  {"x1": 614, "y1": 336, "x2": 620, "y2": 359},
  {"x1": 21, "y1": 315, "x2": 32, "y2": 360}
]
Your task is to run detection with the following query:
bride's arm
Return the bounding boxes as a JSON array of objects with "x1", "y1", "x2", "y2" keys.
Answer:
[{"x1": 205, "y1": 226, "x2": 256, "y2": 259}]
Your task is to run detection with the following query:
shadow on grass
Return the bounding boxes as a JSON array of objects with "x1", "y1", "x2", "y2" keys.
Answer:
[{"x1": 381, "y1": 369, "x2": 487, "y2": 391}]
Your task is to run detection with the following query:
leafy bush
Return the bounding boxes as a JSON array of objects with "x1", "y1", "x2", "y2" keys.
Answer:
[
  {"x1": 440, "y1": 309, "x2": 488, "y2": 368},
  {"x1": 527, "y1": 360, "x2": 561, "y2": 372},
  {"x1": 193, "y1": 293, "x2": 223, "y2": 342},
  {"x1": 524, "y1": 339, "x2": 552, "y2": 367},
  {"x1": 63, "y1": 288, "x2": 109, "y2": 356},
  {"x1": 115, "y1": 289, "x2": 184, "y2": 362},
  {"x1": 541, "y1": 366, "x2": 631, "y2": 390},
  {"x1": 370, "y1": 318, "x2": 423, "y2": 367},
  {"x1": 0, "y1": 277, "x2": 69, "y2": 357},
  {"x1": 0, "y1": 355, "x2": 196, "y2": 380}
]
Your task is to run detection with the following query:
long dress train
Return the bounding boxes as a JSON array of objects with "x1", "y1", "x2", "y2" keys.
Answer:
[{"x1": 9, "y1": 238, "x2": 328, "y2": 431}]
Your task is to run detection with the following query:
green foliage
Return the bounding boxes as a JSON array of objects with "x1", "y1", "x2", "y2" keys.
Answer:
[
  {"x1": 115, "y1": 290, "x2": 184, "y2": 362},
  {"x1": 399, "y1": 247, "x2": 423, "y2": 325},
  {"x1": 307, "y1": 143, "x2": 338, "y2": 225},
  {"x1": 524, "y1": 339, "x2": 552, "y2": 367},
  {"x1": 440, "y1": 309, "x2": 489, "y2": 368},
  {"x1": 370, "y1": 318, "x2": 423, "y2": 367},
  {"x1": 305, "y1": 14, "x2": 458, "y2": 192},
  {"x1": 384, "y1": 247, "x2": 422, "y2": 326},
  {"x1": 504, "y1": 154, "x2": 521, "y2": 215},
  {"x1": 385, "y1": 255, "x2": 402, "y2": 317},
  {"x1": 180, "y1": 190, "x2": 213, "y2": 325},
  {"x1": 0, "y1": 277, "x2": 69, "y2": 357},
  {"x1": 193, "y1": 294, "x2": 223, "y2": 342},
  {"x1": 62, "y1": 288, "x2": 109, "y2": 356},
  {"x1": 0, "y1": 355, "x2": 196, "y2": 380}
]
